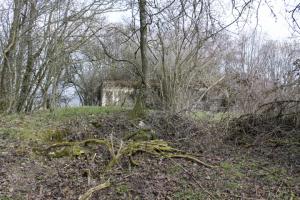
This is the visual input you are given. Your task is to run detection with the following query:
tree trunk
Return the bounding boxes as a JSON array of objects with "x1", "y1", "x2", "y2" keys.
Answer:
[
  {"x1": 17, "y1": 0, "x2": 37, "y2": 112},
  {"x1": 0, "y1": 0, "x2": 22, "y2": 112},
  {"x1": 132, "y1": 0, "x2": 149, "y2": 117}
]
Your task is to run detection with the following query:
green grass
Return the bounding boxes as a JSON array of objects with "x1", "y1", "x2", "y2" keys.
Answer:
[
  {"x1": 167, "y1": 164, "x2": 182, "y2": 175},
  {"x1": 45, "y1": 106, "x2": 124, "y2": 120},
  {"x1": 219, "y1": 157, "x2": 295, "y2": 189},
  {"x1": 220, "y1": 161, "x2": 244, "y2": 180},
  {"x1": 116, "y1": 184, "x2": 129, "y2": 195},
  {"x1": 0, "y1": 195, "x2": 23, "y2": 200},
  {"x1": 0, "y1": 106, "x2": 124, "y2": 142},
  {"x1": 0, "y1": 196, "x2": 14, "y2": 200}
]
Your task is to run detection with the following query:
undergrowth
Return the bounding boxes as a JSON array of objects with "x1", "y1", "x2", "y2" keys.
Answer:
[{"x1": 0, "y1": 106, "x2": 299, "y2": 199}]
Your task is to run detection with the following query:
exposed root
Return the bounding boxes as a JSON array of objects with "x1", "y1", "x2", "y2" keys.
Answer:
[
  {"x1": 44, "y1": 139, "x2": 112, "y2": 157},
  {"x1": 78, "y1": 179, "x2": 111, "y2": 200},
  {"x1": 105, "y1": 139, "x2": 177, "y2": 171},
  {"x1": 129, "y1": 155, "x2": 140, "y2": 166},
  {"x1": 47, "y1": 139, "x2": 112, "y2": 151},
  {"x1": 45, "y1": 139, "x2": 215, "y2": 171}
]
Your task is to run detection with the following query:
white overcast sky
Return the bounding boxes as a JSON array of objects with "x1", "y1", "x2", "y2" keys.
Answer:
[
  {"x1": 0, "y1": 0, "x2": 297, "y2": 40},
  {"x1": 106, "y1": 0, "x2": 298, "y2": 40},
  {"x1": 244, "y1": 0, "x2": 294, "y2": 40}
]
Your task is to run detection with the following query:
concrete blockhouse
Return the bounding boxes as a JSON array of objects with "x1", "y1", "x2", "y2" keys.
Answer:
[{"x1": 101, "y1": 80, "x2": 135, "y2": 106}]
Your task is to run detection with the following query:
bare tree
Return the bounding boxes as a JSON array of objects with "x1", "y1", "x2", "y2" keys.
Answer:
[
  {"x1": 221, "y1": 32, "x2": 300, "y2": 113},
  {"x1": 0, "y1": 0, "x2": 117, "y2": 113}
]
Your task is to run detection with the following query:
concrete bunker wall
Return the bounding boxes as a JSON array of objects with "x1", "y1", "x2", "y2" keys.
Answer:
[{"x1": 101, "y1": 81, "x2": 135, "y2": 106}]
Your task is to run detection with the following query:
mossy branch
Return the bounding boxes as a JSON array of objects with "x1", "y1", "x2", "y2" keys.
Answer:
[
  {"x1": 46, "y1": 139, "x2": 112, "y2": 152},
  {"x1": 78, "y1": 179, "x2": 111, "y2": 200},
  {"x1": 45, "y1": 139, "x2": 215, "y2": 171}
]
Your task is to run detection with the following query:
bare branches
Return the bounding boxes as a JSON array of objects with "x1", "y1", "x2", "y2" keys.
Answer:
[
  {"x1": 94, "y1": 33, "x2": 143, "y2": 78},
  {"x1": 290, "y1": 2, "x2": 300, "y2": 32},
  {"x1": 0, "y1": 0, "x2": 119, "y2": 112}
]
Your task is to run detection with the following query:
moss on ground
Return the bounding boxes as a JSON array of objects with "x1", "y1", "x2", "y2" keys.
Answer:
[
  {"x1": 0, "y1": 196, "x2": 14, "y2": 200},
  {"x1": 173, "y1": 187, "x2": 207, "y2": 200},
  {"x1": 167, "y1": 164, "x2": 182, "y2": 175},
  {"x1": 116, "y1": 184, "x2": 129, "y2": 195}
]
